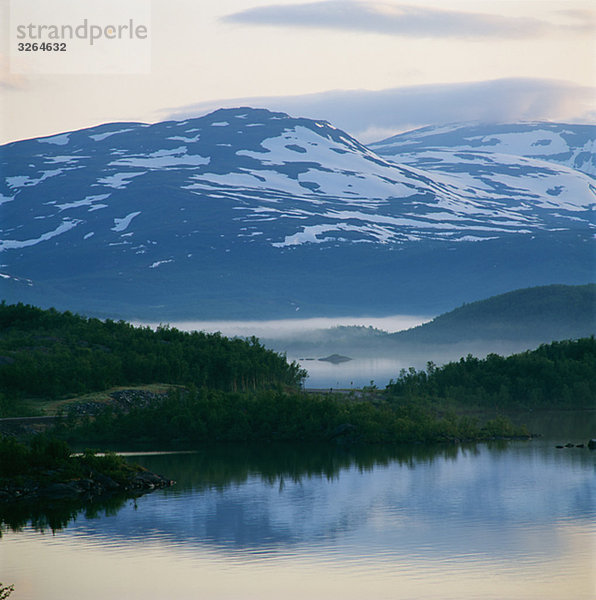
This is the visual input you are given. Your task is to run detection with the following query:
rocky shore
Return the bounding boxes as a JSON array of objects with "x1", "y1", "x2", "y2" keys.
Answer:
[
  {"x1": 0, "y1": 468, "x2": 173, "y2": 505},
  {"x1": 0, "y1": 445, "x2": 174, "y2": 508}
]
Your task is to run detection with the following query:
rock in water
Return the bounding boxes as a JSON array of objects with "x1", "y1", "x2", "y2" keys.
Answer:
[{"x1": 318, "y1": 354, "x2": 352, "y2": 364}]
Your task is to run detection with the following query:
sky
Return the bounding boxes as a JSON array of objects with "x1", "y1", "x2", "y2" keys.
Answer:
[{"x1": 1, "y1": 0, "x2": 595, "y2": 144}]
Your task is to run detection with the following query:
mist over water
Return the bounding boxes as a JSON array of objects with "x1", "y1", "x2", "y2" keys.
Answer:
[
  {"x1": 297, "y1": 356, "x2": 412, "y2": 389},
  {"x1": 135, "y1": 314, "x2": 431, "y2": 339},
  {"x1": 290, "y1": 339, "x2": 543, "y2": 389},
  {"x1": 134, "y1": 315, "x2": 434, "y2": 388},
  {"x1": 134, "y1": 315, "x2": 548, "y2": 389}
]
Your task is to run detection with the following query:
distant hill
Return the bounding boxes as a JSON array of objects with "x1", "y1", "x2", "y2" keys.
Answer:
[
  {"x1": 264, "y1": 284, "x2": 596, "y2": 360},
  {"x1": 392, "y1": 284, "x2": 596, "y2": 345}
]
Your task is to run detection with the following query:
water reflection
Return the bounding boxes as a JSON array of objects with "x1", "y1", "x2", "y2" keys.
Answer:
[
  {"x1": 0, "y1": 444, "x2": 458, "y2": 537},
  {"x1": 1, "y1": 440, "x2": 595, "y2": 600},
  {"x1": 77, "y1": 441, "x2": 594, "y2": 556},
  {"x1": 290, "y1": 339, "x2": 558, "y2": 389},
  {"x1": 5, "y1": 441, "x2": 593, "y2": 551},
  {"x1": 0, "y1": 491, "x2": 138, "y2": 537},
  {"x1": 296, "y1": 356, "x2": 414, "y2": 388}
]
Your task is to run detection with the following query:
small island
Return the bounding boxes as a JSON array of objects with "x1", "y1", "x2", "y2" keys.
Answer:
[
  {"x1": 0, "y1": 435, "x2": 173, "y2": 507},
  {"x1": 318, "y1": 354, "x2": 352, "y2": 364}
]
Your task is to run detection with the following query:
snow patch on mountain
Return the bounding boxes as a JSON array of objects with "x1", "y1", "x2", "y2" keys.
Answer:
[
  {"x1": 90, "y1": 128, "x2": 136, "y2": 142},
  {"x1": 469, "y1": 130, "x2": 570, "y2": 155},
  {"x1": 44, "y1": 155, "x2": 89, "y2": 165},
  {"x1": 37, "y1": 133, "x2": 70, "y2": 146},
  {"x1": 56, "y1": 194, "x2": 111, "y2": 212},
  {"x1": 97, "y1": 172, "x2": 146, "y2": 189},
  {"x1": 6, "y1": 169, "x2": 64, "y2": 189},
  {"x1": 168, "y1": 134, "x2": 201, "y2": 143},
  {"x1": 381, "y1": 150, "x2": 594, "y2": 213},
  {"x1": 370, "y1": 122, "x2": 596, "y2": 176},
  {"x1": 0, "y1": 219, "x2": 80, "y2": 251},
  {"x1": 112, "y1": 212, "x2": 141, "y2": 233},
  {"x1": 110, "y1": 151, "x2": 210, "y2": 169},
  {"x1": 0, "y1": 109, "x2": 594, "y2": 267},
  {"x1": 149, "y1": 259, "x2": 174, "y2": 268}
]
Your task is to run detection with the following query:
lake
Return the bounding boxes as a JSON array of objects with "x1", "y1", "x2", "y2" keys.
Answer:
[{"x1": 2, "y1": 411, "x2": 594, "y2": 599}]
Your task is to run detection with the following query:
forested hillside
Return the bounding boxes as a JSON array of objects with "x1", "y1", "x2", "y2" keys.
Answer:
[
  {"x1": 261, "y1": 285, "x2": 595, "y2": 359},
  {"x1": 60, "y1": 386, "x2": 527, "y2": 447},
  {"x1": 0, "y1": 303, "x2": 305, "y2": 400},
  {"x1": 392, "y1": 284, "x2": 596, "y2": 344},
  {"x1": 387, "y1": 337, "x2": 596, "y2": 408},
  {"x1": 0, "y1": 303, "x2": 591, "y2": 447}
]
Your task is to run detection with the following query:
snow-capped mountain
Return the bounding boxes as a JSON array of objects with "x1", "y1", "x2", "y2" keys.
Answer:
[
  {"x1": 369, "y1": 122, "x2": 596, "y2": 176},
  {"x1": 1, "y1": 109, "x2": 594, "y2": 318}
]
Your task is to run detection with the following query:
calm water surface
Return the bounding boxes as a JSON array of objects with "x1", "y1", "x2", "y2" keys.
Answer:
[{"x1": 1, "y1": 414, "x2": 595, "y2": 600}]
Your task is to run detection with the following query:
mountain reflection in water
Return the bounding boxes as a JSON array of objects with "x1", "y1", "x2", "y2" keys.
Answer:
[
  {"x1": 82, "y1": 441, "x2": 596, "y2": 556},
  {"x1": 0, "y1": 443, "x2": 451, "y2": 536},
  {"x1": 2, "y1": 432, "x2": 595, "y2": 600},
  {"x1": 5, "y1": 440, "x2": 593, "y2": 551}
]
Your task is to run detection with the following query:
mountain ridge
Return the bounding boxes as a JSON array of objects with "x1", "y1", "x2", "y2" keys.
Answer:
[
  {"x1": 391, "y1": 283, "x2": 596, "y2": 344},
  {"x1": 262, "y1": 284, "x2": 596, "y2": 362},
  {"x1": 370, "y1": 121, "x2": 596, "y2": 175},
  {"x1": 1, "y1": 108, "x2": 594, "y2": 319}
]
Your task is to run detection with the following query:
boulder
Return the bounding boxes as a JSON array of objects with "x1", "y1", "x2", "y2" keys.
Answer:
[
  {"x1": 318, "y1": 354, "x2": 352, "y2": 364},
  {"x1": 92, "y1": 472, "x2": 120, "y2": 490},
  {"x1": 130, "y1": 470, "x2": 172, "y2": 490},
  {"x1": 41, "y1": 482, "x2": 83, "y2": 499}
]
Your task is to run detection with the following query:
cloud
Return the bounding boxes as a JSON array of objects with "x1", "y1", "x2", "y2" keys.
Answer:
[
  {"x1": 557, "y1": 9, "x2": 596, "y2": 26},
  {"x1": 163, "y1": 78, "x2": 596, "y2": 142},
  {"x1": 221, "y1": 1, "x2": 577, "y2": 39}
]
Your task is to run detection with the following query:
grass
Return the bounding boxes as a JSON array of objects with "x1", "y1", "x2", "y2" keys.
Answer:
[{"x1": 5, "y1": 384, "x2": 179, "y2": 418}]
